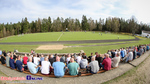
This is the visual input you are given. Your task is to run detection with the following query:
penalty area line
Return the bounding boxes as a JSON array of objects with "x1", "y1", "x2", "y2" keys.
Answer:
[{"x1": 57, "y1": 33, "x2": 63, "y2": 41}]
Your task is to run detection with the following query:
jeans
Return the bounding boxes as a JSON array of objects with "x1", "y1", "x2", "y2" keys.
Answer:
[
  {"x1": 100, "y1": 63, "x2": 104, "y2": 70},
  {"x1": 36, "y1": 67, "x2": 40, "y2": 73},
  {"x1": 125, "y1": 56, "x2": 129, "y2": 62}
]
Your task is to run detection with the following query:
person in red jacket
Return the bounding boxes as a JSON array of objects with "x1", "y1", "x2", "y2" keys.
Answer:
[
  {"x1": 23, "y1": 54, "x2": 28, "y2": 65},
  {"x1": 101, "y1": 54, "x2": 111, "y2": 71}
]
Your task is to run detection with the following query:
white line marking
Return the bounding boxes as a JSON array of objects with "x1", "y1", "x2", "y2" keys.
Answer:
[{"x1": 57, "y1": 33, "x2": 63, "y2": 41}]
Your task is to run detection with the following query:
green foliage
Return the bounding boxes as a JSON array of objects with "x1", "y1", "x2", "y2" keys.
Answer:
[{"x1": 0, "y1": 15, "x2": 150, "y2": 38}]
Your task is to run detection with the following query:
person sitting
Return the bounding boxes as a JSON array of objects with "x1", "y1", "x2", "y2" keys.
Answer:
[
  {"x1": 60, "y1": 54, "x2": 66, "y2": 63},
  {"x1": 101, "y1": 54, "x2": 111, "y2": 71},
  {"x1": 125, "y1": 50, "x2": 133, "y2": 62},
  {"x1": 66, "y1": 54, "x2": 71, "y2": 65},
  {"x1": 133, "y1": 48, "x2": 137, "y2": 60},
  {"x1": 76, "y1": 53, "x2": 81, "y2": 65},
  {"x1": 23, "y1": 54, "x2": 28, "y2": 65},
  {"x1": 80, "y1": 55, "x2": 88, "y2": 69},
  {"x1": 111, "y1": 50, "x2": 115, "y2": 58},
  {"x1": 120, "y1": 48, "x2": 125, "y2": 59},
  {"x1": 67, "y1": 58, "x2": 79, "y2": 76},
  {"x1": 16, "y1": 56, "x2": 26, "y2": 72},
  {"x1": 87, "y1": 56, "x2": 99, "y2": 74},
  {"x1": 96, "y1": 54, "x2": 103, "y2": 67},
  {"x1": 87, "y1": 53, "x2": 93, "y2": 63},
  {"x1": 6, "y1": 54, "x2": 10, "y2": 67},
  {"x1": 41, "y1": 56, "x2": 51, "y2": 75},
  {"x1": 1, "y1": 54, "x2": 6, "y2": 64},
  {"x1": 49, "y1": 54, "x2": 54, "y2": 65},
  {"x1": 13, "y1": 53, "x2": 17, "y2": 60},
  {"x1": 33, "y1": 54, "x2": 40, "y2": 65},
  {"x1": 146, "y1": 44, "x2": 149, "y2": 51},
  {"x1": 27, "y1": 56, "x2": 40, "y2": 74},
  {"x1": 52, "y1": 56, "x2": 65, "y2": 77},
  {"x1": 9, "y1": 55, "x2": 15, "y2": 69},
  {"x1": 40, "y1": 55, "x2": 44, "y2": 65},
  {"x1": 111, "y1": 52, "x2": 120, "y2": 68}
]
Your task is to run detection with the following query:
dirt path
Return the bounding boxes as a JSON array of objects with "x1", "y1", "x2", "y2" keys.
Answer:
[
  {"x1": 0, "y1": 37, "x2": 139, "y2": 45},
  {"x1": 105, "y1": 55, "x2": 150, "y2": 84}
]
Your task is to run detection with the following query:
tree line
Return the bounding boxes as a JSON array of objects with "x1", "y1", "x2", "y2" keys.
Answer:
[{"x1": 0, "y1": 15, "x2": 150, "y2": 38}]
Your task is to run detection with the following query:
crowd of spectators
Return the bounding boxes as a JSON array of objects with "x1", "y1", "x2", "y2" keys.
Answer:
[{"x1": 0, "y1": 44, "x2": 150, "y2": 77}]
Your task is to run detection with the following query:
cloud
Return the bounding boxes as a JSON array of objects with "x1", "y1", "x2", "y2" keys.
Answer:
[{"x1": 0, "y1": 0, "x2": 149, "y2": 24}]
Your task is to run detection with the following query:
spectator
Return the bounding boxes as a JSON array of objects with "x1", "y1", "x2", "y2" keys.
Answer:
[
  {"x1": 67, "y1": 58, "x2": 79, "y2": 76},
  {"x1": 101, "y1": 54, "x2": 111, "y2": 71},
  {"x1": 13, "y1": 53, "x2": 17, "y2": 60},
  {"x1": 120, "y1": 48, "x2": 125, "y2": 59},
  {"x1": 107, "y1": 50, "x2": 111, "y2": 58},
  {"x1": 126, "y1": 50, "x2": 133, "y2": 62},
  {"x1": 49, "y1": 55, "x2": 54, "y2": 65},
  {"x1": 52, "y1": 56, "x2": 65, "y2": 77},
  {"x1": 96, "y1": 54, "x2": 103, "y2": 67},
  {"x1": 123, "y1": 48, "x2": 127, "y2": 57},
  {"x1": 111, "y1": 50, "x2": 115, "y2": 58},
  {"x1": 87, "y1": 56, "x2": 99, "y2": 74},
  {"x1": 33, "y1": 54, "x2": 40, "y2": 65},
  {"x1": 1, "y1": 54, "x2": 6, "y2": 64},
  {"x1": 41, "y1": 57, "x2": 51, "y2": 75},
  {"x1": 66, "y1": 54, "x2": 71, "y2": 65},
  {"x1": 76, "y1": 53, "x2": 82, "y2": 65},
  {"x1": 87, "y1": 53, "x2": 93, "y2": 63},
  {"x1": 9, "y1": 55, "x2": 15, "y2": 69},
  {"x1": 111, "y1": 52, "x2": 120, "y2": 68},
  {"x1": 80, "y1": 55, "x2": 88, "y2": 69},
  {"x1": 40, "y1": 55, "x2": 44, "y2": 64},
  {"x1": 27, "y1": 57, "x2": 40, "y2": 74},
  {"x1": 146, "y1": 44, "x2": 149, "y2": 51},
  {"x1": 60, "y1": 54, "x2": 66, "y2": 63},
  {"x1": 133, "y1": 49, "x2": 137, "y2": 60},
  {"x1": 6, "y1": 54, "x2": 10, "y2": 67},
  {"x1": 16, "y1": 56, "x2": 25, "y2": 72},
  {"x1": 3, "y1": 51, "x2": 7, "y2": 57},
  {"x1": 94, "y1": 52, "x2": 98, "y2": 57},
  {"x1": 23, "y1": 54, "x2": 28, "y2": 65}
]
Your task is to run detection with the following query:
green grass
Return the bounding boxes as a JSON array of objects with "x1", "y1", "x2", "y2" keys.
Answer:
[
  {"x1": 0, "y1": 38, "x2": 150, "y2": 56},
  {"x1": 0, "y1": 32, "x2": 135, "y2": 43}
]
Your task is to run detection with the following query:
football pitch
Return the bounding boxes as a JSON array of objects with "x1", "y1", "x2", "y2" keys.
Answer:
[
  {"x1": 0, "y1": 32, "x2": 135, "y2": 43},
  {"x1": 0, "y1": 31, "x2": 150, "y2": 55}
]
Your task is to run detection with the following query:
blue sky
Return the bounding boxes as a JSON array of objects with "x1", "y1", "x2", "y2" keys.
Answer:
[{"x1": 0, "y1": 0, "x2": 150, "y2": 24}]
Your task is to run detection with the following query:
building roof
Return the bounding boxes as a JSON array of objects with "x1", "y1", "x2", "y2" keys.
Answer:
[{"x1": 142, "y1": 30, "x2": 150, "y2": 34}]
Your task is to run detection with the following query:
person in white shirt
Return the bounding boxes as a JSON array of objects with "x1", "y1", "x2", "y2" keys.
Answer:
[
  {"x1": 111, "y1": 52, "x2": 120, "y2": 67},
  {"x1": 126, "y1": 50, "x2": 133, "y2": 62},
  {"x1": 34, "y1": 55, "x2": 40, "y2": 65},
  {"x1": 66, "y1": 54, "x2": 71, "y2": 65},
  {"x1": 76, "y1": 53, "x2": 82, "y2": 64},
  {"x1": 123, "y1": 48, "x2": 127, "y2": 56},
  {"x1": 41, "y1": 57, "x2": 51, "y2": 75}
]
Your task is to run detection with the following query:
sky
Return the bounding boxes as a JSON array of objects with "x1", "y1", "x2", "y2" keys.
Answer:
[{"x1": 0, "y1": 0, "x2": 150, "y2": 24}]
